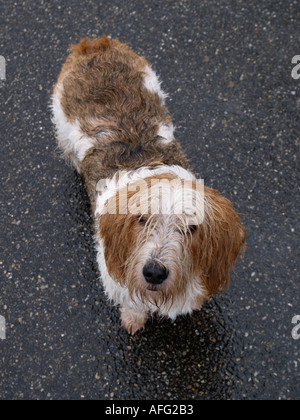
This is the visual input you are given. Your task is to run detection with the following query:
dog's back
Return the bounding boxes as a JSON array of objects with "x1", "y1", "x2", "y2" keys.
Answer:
[{"x1": 52, "y1": 37, "x2": 188, "y2": 207}]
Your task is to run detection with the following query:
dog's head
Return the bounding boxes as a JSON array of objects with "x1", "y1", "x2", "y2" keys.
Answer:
[{"x1": 97, "y1": 172, "x2": 246, "y2": 312}]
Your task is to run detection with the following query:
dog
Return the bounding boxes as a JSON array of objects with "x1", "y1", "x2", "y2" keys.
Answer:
[{"x1": 51, "y1": 37, "x2": 246, "y2": 334}]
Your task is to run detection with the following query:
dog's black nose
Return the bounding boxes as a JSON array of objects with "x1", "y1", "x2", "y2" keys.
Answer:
[{"x1": 143, "y1": 263, "x2": 168, "y2": 285}]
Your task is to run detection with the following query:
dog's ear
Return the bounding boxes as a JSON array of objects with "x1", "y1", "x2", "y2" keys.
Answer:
[
  {"x1": 196, "y1": 187, "x2": 246, "y2": 295},
  {"x1": 98, "y1": 209, "x2": 143, "y2": 286}
]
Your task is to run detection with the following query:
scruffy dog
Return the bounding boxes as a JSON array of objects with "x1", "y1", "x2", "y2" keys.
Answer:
[{"x1": 52, "y1": 37, "x2": 246, "y2": 334}]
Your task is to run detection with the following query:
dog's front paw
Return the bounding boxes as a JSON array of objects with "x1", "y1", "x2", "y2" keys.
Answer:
[{"x1": 120, "y1": 307, "x2": 148, "y2": 335}]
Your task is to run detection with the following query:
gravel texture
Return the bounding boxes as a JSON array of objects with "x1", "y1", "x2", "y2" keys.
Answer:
[{"x1": 0, "y1": 0, "x2": 299, "y2": 400}]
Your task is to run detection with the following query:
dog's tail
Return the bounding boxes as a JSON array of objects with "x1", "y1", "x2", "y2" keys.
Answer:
[{"x1": 72, "y1": 36, "x2": 114, "y2": 55}]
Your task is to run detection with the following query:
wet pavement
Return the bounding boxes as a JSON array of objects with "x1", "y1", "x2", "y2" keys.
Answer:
[{"x1": 0, "y1": 0, "x2": 299, "y2": 400}]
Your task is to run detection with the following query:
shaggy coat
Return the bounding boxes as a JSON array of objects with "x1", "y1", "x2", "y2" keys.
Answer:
[{"x1": 52, "y1": 37, "x2": 246, "y2": 334}]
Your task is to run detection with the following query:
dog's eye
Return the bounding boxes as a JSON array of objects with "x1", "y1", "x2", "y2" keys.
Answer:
[
  {"x1": 188, "y1": 225, "x2": 198, "y2": 234},
  {"x1": 138, "y1": 216, "x2": 147, "y2": 225}
]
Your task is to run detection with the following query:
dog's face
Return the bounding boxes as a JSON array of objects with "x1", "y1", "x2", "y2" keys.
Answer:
[{"x1": 98, "y1": 173, "x2": 246, "y2": 313}]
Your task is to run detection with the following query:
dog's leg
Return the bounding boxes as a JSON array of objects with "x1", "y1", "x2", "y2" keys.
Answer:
[{"x1": 120, "y1": 307, "x2": 148, "y2": 335}]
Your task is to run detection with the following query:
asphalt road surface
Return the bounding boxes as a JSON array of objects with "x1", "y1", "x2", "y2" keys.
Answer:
[{"x1": 0, "y1": 0, "x2": 299, "y2": 400}]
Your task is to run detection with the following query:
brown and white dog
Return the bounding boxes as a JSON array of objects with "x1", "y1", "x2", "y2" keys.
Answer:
[{"x1": 51, "y1": 37, "x2": 246, "y2": 334}]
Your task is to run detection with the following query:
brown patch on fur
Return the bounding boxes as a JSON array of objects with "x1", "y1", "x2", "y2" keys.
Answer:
[
  {"x1": 82, "y1": 143, "x2": 189, "y2": 214},
  {"x1": 98, "y1": 212, "x2": 140, "y2": 284},
  {"x1": 55, "y1": 36, "x2": 172, "y2": 144},
  {"x1": 72, "y1": 37, "x2": 113, "y2": 55},
  {"x1": 192, "y1": 295, "x2": 206, "y2": 311},
  {"x1": 191, "y1": 187, "x2": 246, "y2": 296},
  {"x1": 96, "y1": 177, "x2": 162, "y2": 286}
]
